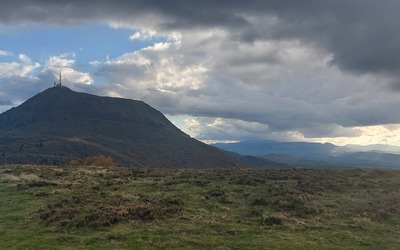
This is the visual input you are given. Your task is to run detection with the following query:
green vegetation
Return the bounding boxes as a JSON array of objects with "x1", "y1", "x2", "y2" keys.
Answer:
[{"x1": 0, "y1": 165, "x2": 399, "y2": 249}]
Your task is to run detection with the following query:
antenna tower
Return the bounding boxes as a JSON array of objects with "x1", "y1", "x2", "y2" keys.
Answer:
[{"x1": 59, "y1": 70, "x2": 62, "y2": 87}]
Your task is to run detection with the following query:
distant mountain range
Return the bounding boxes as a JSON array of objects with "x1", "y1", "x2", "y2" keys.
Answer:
[
  {"x1": 212, "y1": 140, "x2": 400, "y2": 169},
  {"x1": 0, "y1": 86, "x2": 244, "y2": 168}
]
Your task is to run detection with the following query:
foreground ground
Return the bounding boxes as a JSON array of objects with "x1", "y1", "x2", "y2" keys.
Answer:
[{"x1": 0, "y1": 165, "x2": 399, "y2": 249}]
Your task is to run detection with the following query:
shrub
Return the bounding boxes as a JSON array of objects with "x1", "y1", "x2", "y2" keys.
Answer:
[
  {"x1": 68, "y1": 155, "x2": 118, "y2": 167},
  {"x1": 262, "y1": 216, "x2": 283, "y2": 226}
]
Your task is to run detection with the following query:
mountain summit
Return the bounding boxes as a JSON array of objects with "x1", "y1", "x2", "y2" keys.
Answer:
[{"x1": 0, "y1": 87, "x2": 242, "y2": 167}]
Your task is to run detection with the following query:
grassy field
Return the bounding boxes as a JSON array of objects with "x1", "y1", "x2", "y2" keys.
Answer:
[{"x1": 0, "y1": 165, "x2": 399, "y2": 249}]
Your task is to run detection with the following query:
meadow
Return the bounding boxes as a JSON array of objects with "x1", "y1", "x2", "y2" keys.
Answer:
[{"x1": 0, "y1": 164, "x2": 399, "y2": 249}]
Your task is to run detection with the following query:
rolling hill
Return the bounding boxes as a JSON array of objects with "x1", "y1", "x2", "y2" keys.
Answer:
[{"x1": 0, "y1": 86, "x2": 244, "y2": 167}]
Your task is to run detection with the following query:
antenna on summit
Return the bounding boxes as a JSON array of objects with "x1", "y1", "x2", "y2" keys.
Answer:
[
  {"x1": 59, "y1": 70, "x2": 62, "y2": 87},
  {"x1": 53, "y1": 70, "x2": 62, "y2": 87}
]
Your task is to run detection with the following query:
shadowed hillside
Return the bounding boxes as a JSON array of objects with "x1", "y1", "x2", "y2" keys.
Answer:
[{"x1": 0, "y1": 87, "x2": 244, "y2": 167}]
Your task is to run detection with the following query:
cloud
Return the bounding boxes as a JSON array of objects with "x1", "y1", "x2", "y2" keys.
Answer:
[
  {"x1": 129, "y1": 29, "x2": 157, "y2": 41},
  {"x1": 1, "y1": 1, "x2": 399, "y2": 76},
  {"x1": 0, "y1": 54, "x2": 40, "y2": 78},
  {"x1": 95, "y1": 32, "x2": 400, "y2": 140},
  {"x1": 311, "y1": 124, "x2": 400, "y2": 146},
  {"x1": 184, "y1": 117, "x2": 271, "y2": 141},
  {"x1": 98, "y1": 40, "x2": 207, "y2": 94},
  {"x1": 180, "y1": 116, "x2": 356, "y2": 143},
  {"x1": 44, "y1": 53, "x2": 93, "y2": 86},
  {"x1": 2, "y1": 1, "x2": 399, "y2": 81},
  {"x1": 45, "y1": 53, "x2": 76, "y2": 69},
  {"x1": 0, "y1": 50, "x2": 12, "y2": 56},
  {"x1": 0, "y1": 53, "x2": 93, "y2": 113}
]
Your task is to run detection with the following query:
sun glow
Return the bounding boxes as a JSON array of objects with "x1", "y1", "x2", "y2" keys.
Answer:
[{"x1": 311, "y1": 124, "x2": 400, "y2": 146}]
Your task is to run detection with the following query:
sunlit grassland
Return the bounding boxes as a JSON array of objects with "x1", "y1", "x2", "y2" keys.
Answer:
[{"x1": 0, "y1": 165, "x2": 399, "y2": 249}]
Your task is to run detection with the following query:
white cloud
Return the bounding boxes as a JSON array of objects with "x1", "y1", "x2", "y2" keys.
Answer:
[
  {"x1": 0, "y1": 54, "x2": 40, "y2": 78},
  {"x1": 129, "y1": 32, "x2": 142, "y2": 40},
  {"x1": 89, "y1": 60, "x2": 102, "y2": 67},
  {"x1": 18, "y1": 54, "x2": 31, "y2": 63},
  {"x1": 0, "y1": 50, "x2": 12, "y2": 56},
  {"x1": 59, "y1": 67, "x2": 93, "y2": 85},
  {"x1": 100, "y1": 39, "x2": 207, "y2": 93},
  {"x1": 0, "y1": 52, "x2": 94, "y2": 114},
  {"x1": 129, "y1": 29, "x2": 157, "y2": 41},
  {"x1": 45, "y1": 53, "x2": 76, "y2": 69},
  {"x1": 43, "y1": 53, "x2": 93, "y2": 85}
]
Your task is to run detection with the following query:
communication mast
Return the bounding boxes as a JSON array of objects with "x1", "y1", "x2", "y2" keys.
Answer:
[
  {"x1": 59, "y1": 70, "x2": 62, "y2": 87},
  {"x1": 53, "y1": 70, "x2": 62, "y2": 87}
]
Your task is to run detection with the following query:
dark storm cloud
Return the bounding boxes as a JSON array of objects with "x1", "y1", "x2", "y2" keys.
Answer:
[
  {"x1": 0, "y1": 0, "x2": 249, "y2": 29},
  {"x1": 1, "y1": 0, "x2": 399, "y2": 76}
]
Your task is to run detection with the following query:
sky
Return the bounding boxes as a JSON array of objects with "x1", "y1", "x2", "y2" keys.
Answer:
[{"x1": 1, "y1": 0, "x2": 400, "y2": 146}]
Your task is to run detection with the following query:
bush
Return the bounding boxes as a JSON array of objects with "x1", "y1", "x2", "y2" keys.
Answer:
[
  {"x1": 262, "y1": 216, "x2": 283, "y2": 226},
  {"x1": 68, "y1": 155, "x2": 118, "y2": 167}
]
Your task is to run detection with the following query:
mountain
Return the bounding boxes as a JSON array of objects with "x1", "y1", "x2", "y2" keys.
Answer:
[
  {"x1": 0, "y1": 86, "x2": 244, "y2": 167},
  {"x1": 213, "y1": 140, "x2": 338, "y2": 161},
  {"x1": 213, "y1": 140, "x2": 400, "y2": 168}
]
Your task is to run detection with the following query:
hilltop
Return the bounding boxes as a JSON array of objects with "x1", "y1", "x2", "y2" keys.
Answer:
[{"x1": 0, "y1": 87, "x2": 243, "y2": 167}]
